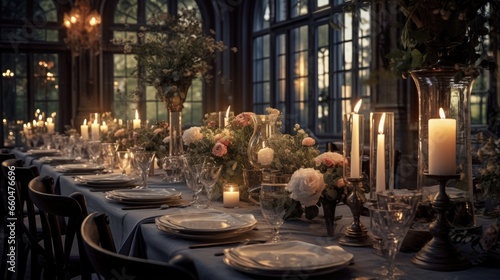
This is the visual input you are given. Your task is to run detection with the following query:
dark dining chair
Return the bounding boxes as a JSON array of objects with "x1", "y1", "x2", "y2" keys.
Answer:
[
  {"x1": 28, "y1": 175, "x2": 93, "y2": 280},
  {"x1": 1, "y1": 159, "x2": 40, "y2": 280},
  {"x1": 81, "y1": 212, "x2": 199, "y2": 280}
]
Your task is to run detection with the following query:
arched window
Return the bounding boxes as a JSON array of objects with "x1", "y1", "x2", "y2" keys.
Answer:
[
  {"x1": 0, "y1": 0, "x2": 67, "y2": 146},
  {"x1": 253, "y1": 0, "x2": 370, "y2": 137},
  {"x1": 108, "y1": 0, "x2": 204, "y2": 126}
]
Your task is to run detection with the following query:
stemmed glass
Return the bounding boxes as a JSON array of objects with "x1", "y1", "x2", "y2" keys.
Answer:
[
  {"x1": 101, "y1": 143, "x2": 116, "y2": 173},
  {"x1": 132, "y1": 150, "x2": 156, "y2": 189},
  {"x1": 162, "y1": 155, "x2": 184, "y2": 183},
  {"x1": 259, "y1": 182, "x2": 288, "y2": 242},
  {"x1": 369, "y1": 190, "x2": 421, "y2": 279},
  {"x1": 116, "y1": 151, "x2": 131, "y2": 175},
  {"x1": 87, "y1": 141, "x2": 102, "y2": 164},
  {"x1": 183, "y1": 156, "x2": 207, "y2": 208},
  {"x1": 198, "y1": 161, "x2": 222, "y2": 209}
]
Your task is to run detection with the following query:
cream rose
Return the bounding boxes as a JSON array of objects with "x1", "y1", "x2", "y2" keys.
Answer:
[
  {"x1": 182, "y1": 126, "x2": 203, "y2": 145},
  {"x1": 257, "y1": 147, "x2": 274, "y2": 166},
  {"x1": 286, "y1": 168, "x2": 326, "y2": 207}
]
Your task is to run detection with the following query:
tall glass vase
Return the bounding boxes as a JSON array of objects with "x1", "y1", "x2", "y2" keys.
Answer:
[
  {"x1": 410, "y1": 67, "x2": 476, "y2": 227},
  {"x1": 247, "y1": 114, "x2": 278, "y2": 170},
  {"x1": 168, "y1": 110, "x2": 183, "y2": 156}
]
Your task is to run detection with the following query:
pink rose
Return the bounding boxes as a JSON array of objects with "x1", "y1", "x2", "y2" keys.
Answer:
[
  {"x1": 233, "y1": 112, "x2": 254, "y2": 127},
  {"x1": 153, "y1": 128, "x2": 164, "y2": 134},
  {"x1": 302, "y1": 137, "x2": 316, "y2": 147},
  {"x1": 212, "y1": 142, "x2": 228, "y2": 157},
  {"x1": 314, "y1": 152, "x2": 346, "y2": 167},
  {"x1": 286, "y1": 168, "x2": 326, "y2": 206},
  {"x1": 114, "y1": 128, "x2": 125, "y2": 137}
]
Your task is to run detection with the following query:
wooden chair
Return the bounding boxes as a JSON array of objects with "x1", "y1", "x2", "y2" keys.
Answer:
[
  {"x1": 81, "y1": 212, "x2": 199, "y2": 280},
  {"x1": 1, "y1": 159, "x2": 40, "y2": 280},
  {"x1": 28, "y1": 176, "x2": 92, "y2": 280}
]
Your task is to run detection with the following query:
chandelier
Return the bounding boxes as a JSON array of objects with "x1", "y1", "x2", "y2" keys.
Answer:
[{"x1": 63, "y1": 0, "x2": 101, "y2": 54}]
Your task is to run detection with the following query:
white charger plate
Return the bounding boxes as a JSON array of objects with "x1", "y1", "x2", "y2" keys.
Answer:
[
  {"x1": 156, "y1": 213, "x2": 257, "y2": 234},
  {"x1": 224, "y1": 241, "x2": 353, "y2": 273}
]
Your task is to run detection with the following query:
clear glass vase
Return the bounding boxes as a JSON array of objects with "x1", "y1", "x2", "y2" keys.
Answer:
[
  {"x1": 168, "y1": 110, "x2": 183, "y2": 156},
  {"x1": 410, "y1": 67, "x2": 476, "y2": 227},
  {"x1": 247, "y1": 114, "x2": 278, "y2": 171}
]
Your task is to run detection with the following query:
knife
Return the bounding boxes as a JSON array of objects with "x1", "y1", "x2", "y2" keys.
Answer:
[{"x1": 189, "y1": 239, "x2": 266, "y2": 249}]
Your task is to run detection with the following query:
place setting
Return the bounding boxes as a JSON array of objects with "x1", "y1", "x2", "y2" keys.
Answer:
[
  {"x1": 54, "y1": 163, "x2": 107, "y2": 175},
  {"x1": 26, "y1": 148, "x2": 61, "y2": 157},
  {"x1": 39, "y1": 155, "x2": 83, "y2": 165},
  {"x1": 155, "y1": 211, "x2": 258, "y2": 241},
  {"x1": 74, "y1": 173, "x2": 138, "y2": 190},
  {"x1": 104, "y1": 187, "x2": 183, "y2": 206}
]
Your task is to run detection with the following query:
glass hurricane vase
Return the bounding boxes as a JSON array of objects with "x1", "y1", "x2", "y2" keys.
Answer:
[{"x1": 410, "y1": 67, "x2": 476, "y2": 228}]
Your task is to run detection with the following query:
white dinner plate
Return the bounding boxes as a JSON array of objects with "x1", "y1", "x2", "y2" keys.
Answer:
[
  {"x1": 55, "y1": 163, "x2": 106, "y2": 173},
  {"x1": 224, "y1": 241, "x2": 353, "y2": 273},
  {"x1": 107, "y1": 188, "x2": 181, "y2": 200},
  {"x1": 75, "y1": 174, "x2": 137, "y2": 186},
  {"x1": 39, "y1": 156, "x2": 81, "y2": 164},
  {"x1": 26, "y1": 149, "x2": 60, "y2": 156},
  {"x1": 155, "y1": 222, "x2": 256, "y2": 240},
  {"x1": 156, "y1": 213, "x2": 257, "y2": 234}
]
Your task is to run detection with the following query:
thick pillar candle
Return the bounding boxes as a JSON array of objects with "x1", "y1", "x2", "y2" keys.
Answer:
[
  {"x1": 223, "y1": 184, "x2": 239, "y2": 208},
  {"x1": 81, "y1": 119, "x2": 89, "y2": 140},
  {"x1": 91, "y1": 119, "x2": 100, "y2": 141},
  {"x1": 46, "y1": 117, "x2": 55, "y2": 134},
  {"x1": 428, "y1": 108, "x2": 456, "y2": 175},
  {"x1": 133, "y1": 110, "x2": 141, "y2": 129},
  {"x1": 376, "y1": 113, "x2": 386, "y2": 192}
]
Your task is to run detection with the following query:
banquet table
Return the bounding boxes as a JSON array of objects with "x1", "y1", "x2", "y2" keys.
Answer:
[{"x1": 13, "y1": 149, "x2": 499, "y2": 280}]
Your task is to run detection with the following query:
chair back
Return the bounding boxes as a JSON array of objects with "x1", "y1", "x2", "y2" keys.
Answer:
[
  {"x1": 28, "y1": 176, "x2": 91, "y2": 280},
  {"x1": 81, "y1": 212, "x2": 198, "y2": 280}
]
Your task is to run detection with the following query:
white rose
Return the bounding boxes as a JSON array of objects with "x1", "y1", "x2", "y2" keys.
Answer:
[
  {"x1": 257, "y1": 147, "x2": 274, "y2": 166},
  {"x1": 182, "y1": 126, "x2": 203, "y2": 145},
  {"x1": 286, "y1": 168, "x2": 325, "y2": 206}
]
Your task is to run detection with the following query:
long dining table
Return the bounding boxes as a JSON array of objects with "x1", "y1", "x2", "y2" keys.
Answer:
[{"x1": 14, "y1": 149, "x2": 499, "y2": 280}]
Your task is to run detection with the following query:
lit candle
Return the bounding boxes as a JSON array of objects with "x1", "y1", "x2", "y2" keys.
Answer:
[
  {"x1": 91, "y1": 118, "x2": 100, "y2": 141},
  {"x1": 81, "y1": 119, "x2": 89, "y2": 140},
  {"x1": 428, "y1": 108, "x2": 456, "y2": 175},
  {"x1": 118, "y1": 119, "x2": 123, "y2": 127},
  {"x1": 350, "y1": 100, "x2": 363, "y2": 178},
  {"x1": 100, "y1": 121, "x2": 108, "y2": 133},
  {"x1": 223, "y1": 184, "x2": 240, "y2": 208},
  {"x1": 133, "y1": 110, "x2": 141, "y2": 129},
  {"x1": 224, "y1": 106, "x2": 231, "y2": 127},
  {"x1": 46, "y1": 117, "x2": 55, "y2": 134},
  {"x1": 38, "y1": 114, "x2": 44, "y2": 127},
  {"x1": 376, "y1": 113, "x2": 386, "y2": 193}
]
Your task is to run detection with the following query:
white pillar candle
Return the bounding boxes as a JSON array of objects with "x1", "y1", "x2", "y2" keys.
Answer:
[
  {"x1": 91, "y1": 119, "x2": 100, "y2": 141},
  {"x1": 376, "y1": 113, "x2": 386, "y2": 193},
  {"x1": 223, "y1": 184, "x2": 240, "y2": 208},
  {"x1": 81, "y1": 119, "x2": 89, "y2": 140},
  {"x1": 133, "y1": 110, "x2": 141, "y2": 129},
  {"x1": 38, "y1": 115, "x2": 44, "y2": 127},
  {"x1": 428, "y1": 108, "x2": 456, "y2": 175},
  {"x1": 100, "y1": 121, "x2": 108, "y2": 133},
  {"x1": 46, "y1": 117, "x2": 55, "y2": 134},
  {"x1": 350, "y1": 100, "x2": 362, "y2": 178}
]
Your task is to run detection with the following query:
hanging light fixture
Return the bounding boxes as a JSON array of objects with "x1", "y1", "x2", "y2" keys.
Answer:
[{"x1": 63, "y1": 0, "x2": 101, "y2": 55}]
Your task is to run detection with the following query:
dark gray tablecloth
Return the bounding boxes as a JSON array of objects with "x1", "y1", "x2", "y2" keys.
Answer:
[{"x1": 13, "y1": 149, "x2": 499, "y2": 280}]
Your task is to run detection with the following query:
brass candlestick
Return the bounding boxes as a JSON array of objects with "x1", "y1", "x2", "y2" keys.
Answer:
[
  {"x1": 338, "y1": 178, "x2": 371, "y2": 247},
  {"x1": 411, "y1": 173, "x2": 470, "y2": 271}
]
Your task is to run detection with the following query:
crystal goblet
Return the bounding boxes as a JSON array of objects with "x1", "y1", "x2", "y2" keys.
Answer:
[
  {"x1": 259, "y1": 182, "x2": 288, "y2": 242},
  {"x1": 198, "y1": 161, "x2": 222, "y2": 209},
  {"x1": 132, "y1": 150, "x2": 155, "y2": 189}
]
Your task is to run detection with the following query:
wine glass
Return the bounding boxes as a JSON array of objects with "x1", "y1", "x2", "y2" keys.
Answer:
[
  {"x1": 183, "y1": 156, "x2": 207, "y2": 208},
  {"x1": 369, "y1": 190, "x2": 421, "y2": 279},
  {"x1": 132, "y1": 150, "x2": 156, "y2": 189},
  {"x1": 101, "y1": 143, "x2": 117, "y2": 173},
  {"x1": 162, "y1": 155, "x2": 184, "y2": 183},
  {"x1": 87, "y1": 141, "x2": 102, "y2": 164},
  {"x1": 116, "y1": 151, "x2": 131, "y2": 175},
  {"x1": 198, "y1": 161, "x2": 222, "y2": 209},
  {"x1": 259, "y1": 182, "x2": 288, "y2": 242}
]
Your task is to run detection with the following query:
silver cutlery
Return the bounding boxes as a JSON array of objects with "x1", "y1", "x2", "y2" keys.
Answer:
[{"x1": 190, "y1": 239, "x2": 267, "y2": 249}]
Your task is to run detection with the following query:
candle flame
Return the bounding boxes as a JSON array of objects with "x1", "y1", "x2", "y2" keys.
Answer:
[
  {"x1": 93, "y1": 118, "x2": 98, "y2": 124},
  {"x1": 354, "y1": 99, "x2": 362, "y2": 113},
  {"x1": 38, "y1": 115, "x2": 43, "y2": 121},
  {"x1": 230, "y1": 186, "x2": 234, "y2": 192},
  {"x1": 225, "y1": 105, "x2": 231, "y2": 118},
  {"x1": 378, "y1": 113, "x2": 386, "y2": 134},
  {"x1": 83, "y1": 119, "x2": 87, "y2": 125},
  {"x1": 135, "y1": 109, "x2": 139, "y2": 120},
  {"x1": 439, "y1": 108, "x2": 446, "y2": 119},
  {"x1": 103, "y1": 121, "x2": 106, "y2": 126},
  {"x1": 47, "y1": 117, "x2": 52, "y2": 124}
]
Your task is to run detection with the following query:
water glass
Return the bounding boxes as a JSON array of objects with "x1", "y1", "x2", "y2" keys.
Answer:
[
  {"x1": 199, "y1": 161, "x2": 222, "y2": 209},
  {"x1": 87, "y1": 141, "x2": 102, "y2": 164},
  {"x1": 162, "y1": 155, "x2": 184, "y2": 183},
  {"x1": 259, "y1": 182, "x2": 288, "y2": 242},
  {"x1": 116, "y1": 151, "x2": 131, "y2": 175},
  {"x1": 132, "y1": 150, "x2": 155, "y2": 188}
]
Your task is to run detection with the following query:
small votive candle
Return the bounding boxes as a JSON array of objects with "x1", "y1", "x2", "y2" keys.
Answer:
[{"x1": 223, "y1": 183, "x2": 240, "y2": 208}]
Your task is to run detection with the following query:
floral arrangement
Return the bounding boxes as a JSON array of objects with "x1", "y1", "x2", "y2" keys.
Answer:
[
  {"x1": 112, "y1": 8, "x2": 236, "y2": 112},
  {"x1": 99, "y1": 114, "x2": 169, "y2": 153},
  {"x1": 286, "y1": 151, "x2": 350, "y2": 220},
  {"x1": 475, "y1": 133, "x2": 500, "y2": 216},
  {"x1": 183, "y1": 108, "x2": 320, "y2": 200},
  {"x1": 385, "y1": 0, "x2": 494, "y2": 78}
]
